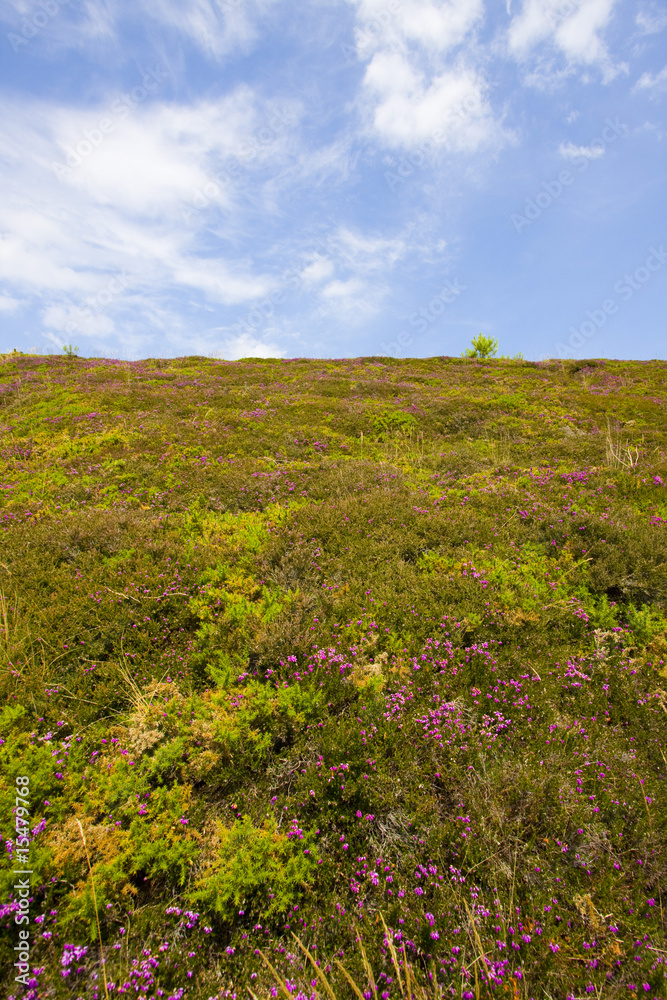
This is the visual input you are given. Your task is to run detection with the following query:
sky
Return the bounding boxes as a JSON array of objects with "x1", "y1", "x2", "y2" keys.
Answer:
[{"x1": 0, "y1": 0, "x2": 665, "y2": 362}]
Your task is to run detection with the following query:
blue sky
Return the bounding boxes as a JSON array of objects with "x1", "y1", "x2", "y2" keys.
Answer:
[{"x1": 0, "y1": 0, "x2": 665, "y2": 361}]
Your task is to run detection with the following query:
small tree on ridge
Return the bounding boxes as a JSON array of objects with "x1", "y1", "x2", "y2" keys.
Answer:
[{"x1": 464, "y1": 333, "x2": 498, "y2": 359}]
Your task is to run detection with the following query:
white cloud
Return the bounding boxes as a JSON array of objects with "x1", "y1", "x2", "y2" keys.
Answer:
[
  {"x1": 0, "y1": 87, "x2": 299, "y2": 350},
  {"x1": 559, "y1": 140, "x2": 606, "y2": 158},
  {"x1": 209, "y1": 330, "x2": 287, "y2": 359},
  {"x1": 353, "y1": 0, "x2": 483, "y2": 55},
  {"x1": 634, "y1": 65, "x2": 667, "y2": 92},
  {"x1": 362, "y1": 52, "x2": 498, "y2": 150},
  {"x1": 321, "y1": 277, "x2": 367, "y2": 300},
  {"x1": 170, "y1": 259, "x2": 272, "y2": 304},
  {"x1": 316, "y1": 275, "x2": 382, "y2": 327},
  {"x1": 507, "y1": 0, "x2": 623, "y2": 81},
  {"x1": 42, "y1": 303, "x2": 116, "y2": 338},
  {"x1": 45, "y1": 87, "x2": 300, "y2": 217},
  {"x1": 348, "y1": 0, "x2": 503, "y2": 153},
  {"x1": 301, "y1": 257, "x2": 335, "y2": 284},
  {"x1": 296, "y1": 227, "x2": 407, "y2": 298},
  {"x1": 333, "y1": 227, "x2": 406, "y2": 273}
]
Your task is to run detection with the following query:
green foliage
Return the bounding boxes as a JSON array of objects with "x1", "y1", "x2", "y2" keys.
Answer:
[
  {"x1": 370, "y1": 409, "x2": 417, "y2": 438},
  {"x1": 463, "y1": 332, "x2": 498, "y2": 358},
  {"x1": 0, "y1": 702, "x2": 26, "y2": 730},
  {"x1": 623, "y1": 602, "x2": 667, "y2": 645},
  {"x1": 194, "y1": 815, "x2": 316, "y2": 920}
]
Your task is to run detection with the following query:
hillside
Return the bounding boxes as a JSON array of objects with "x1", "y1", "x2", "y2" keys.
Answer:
[{"x1": 1, "y1": 352, "x2": 666, "y2": 1000}]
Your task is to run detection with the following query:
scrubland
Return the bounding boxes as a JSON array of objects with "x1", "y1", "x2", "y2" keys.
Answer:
[{"x1": 1, "y1": 351, "x2": 666, "y2": 1000}]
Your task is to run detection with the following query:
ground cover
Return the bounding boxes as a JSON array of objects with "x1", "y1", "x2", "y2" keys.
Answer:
[{"x1": 0, "y1": 351, "x2": 666, "y2": 1000}]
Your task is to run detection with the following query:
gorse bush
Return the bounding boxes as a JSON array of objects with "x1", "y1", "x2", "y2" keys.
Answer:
[{"x1": 0, "y1": 351, "x2": 666, "y2": 999}]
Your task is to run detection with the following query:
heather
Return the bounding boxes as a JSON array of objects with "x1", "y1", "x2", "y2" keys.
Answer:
[{"x1": 0, "y1": 350, "x2": 666, "y2": 1000}]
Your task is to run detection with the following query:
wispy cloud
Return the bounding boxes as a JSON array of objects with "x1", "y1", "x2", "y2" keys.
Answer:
[
  {"x1": 0, "y1": 0, "x2": 280, "y2": 61},
  {"x1": 558, "y1": 140, "x2": 606, "y2": 158},
  {"x1": 635, "y1": 2, "x2": 667, "y2": 36},
  {"x1": 507, "y1": 0, "x2": 625, "y2": 82},
  {"x1": 0, "y1": 84, "x2": 302, "y2": 353},
  {"x1": 0, "y1": 293, "x2": 22, "y2": 313},
  {"x1": 329, "y1": 227, "x2": 407, "y2": 273},
  {"x1": 633, "y1": 65, "x2": 667, "y2": 92}
]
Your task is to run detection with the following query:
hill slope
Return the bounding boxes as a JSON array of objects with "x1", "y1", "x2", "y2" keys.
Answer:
[{"x1": 1, "y1": 352, "x2": 666, "y2": 999}]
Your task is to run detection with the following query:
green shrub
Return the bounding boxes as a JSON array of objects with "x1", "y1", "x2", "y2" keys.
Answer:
[
  {"x1": 463, "y1": 333, "x2": 498, "y2": 358},
  {"x1": 193, "y1": 815, "x2": 316, "y2": 920}
]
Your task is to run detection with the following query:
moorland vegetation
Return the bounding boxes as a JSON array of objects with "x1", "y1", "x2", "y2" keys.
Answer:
[{"x1": 0, "y1": 350, "x2": 666, "y2": 1000}]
